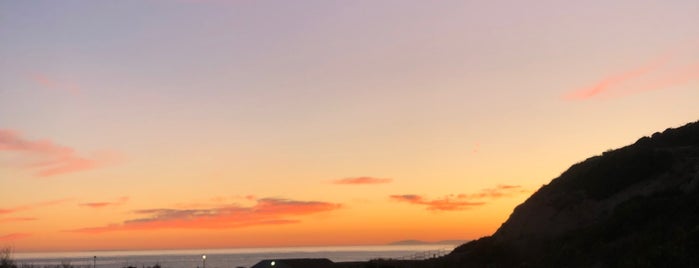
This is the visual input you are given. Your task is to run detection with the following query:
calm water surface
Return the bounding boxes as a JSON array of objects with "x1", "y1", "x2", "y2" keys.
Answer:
[{"x1": 14, "y1": 245, "x2": 457, "y2": 268}]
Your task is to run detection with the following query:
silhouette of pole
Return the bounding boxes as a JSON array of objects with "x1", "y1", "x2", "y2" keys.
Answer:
[
  {"x1": 93, "y1": 256, "x2": 96, "y2": 268},
  {"x1": 202, "y1": 255, "x2": 206, "y2": 268}
]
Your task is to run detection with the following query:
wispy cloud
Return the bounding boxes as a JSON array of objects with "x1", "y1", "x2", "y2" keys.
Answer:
[
  {"x1": 390, "y1": 194, "x2": 485, "y2": 211},
  {"x1": 0, "y1": 129, "x2": 120, "y2": 177},
  {"x1": 0, "y1": 217, "x2": 38, "y2": 223},
  {"x1": 391, "y1": 184, "x2": 529, "y2": 211},
  {"x1": 173, "y1": 195, "x2": 259, "y2": 210},
  {"x1": 70, "y1": 198, "x2": 342, "y2": 234},
  {"x1": 80, "y1": 197, "x2": 129, "y2": 209},
  {"x1": 472, "y1": 143, "x2": 481, "y2": 154},
  {"x1": 333, "y1": 176, "x2": 393, "y2": 185},
  {"x1": 0, "y1": 199, "x2": 70, "y2": 215},
  {"x1": 564, "y1": 43, "x2": 699, "y2": 100},
  {"x1": 458, "y1": 184, "x2": 529, "y2": 199},
  {"x1": 563, "y1": 58, "x2": 667, "y2": 100},
  {"x1": 31, "y1": 74, "x2": 80, "y2": 95},
  {"x1": 0, "y1": 233, "x2": 31, "y2": 241}
]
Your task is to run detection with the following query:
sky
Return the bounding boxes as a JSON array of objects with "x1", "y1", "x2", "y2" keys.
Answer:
[{"x1": 1, "y1": 0, "x2": 699, "y2": 252}]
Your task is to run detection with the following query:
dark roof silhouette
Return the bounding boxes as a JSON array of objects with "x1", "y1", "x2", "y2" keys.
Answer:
[{"x1": 250, "y1": 258, "x2": 335, "y2": 268}]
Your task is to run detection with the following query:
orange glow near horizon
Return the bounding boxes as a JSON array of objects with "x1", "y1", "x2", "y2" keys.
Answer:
[{"x1": 2, "y1": 1, "x2": 699, "y2": 253}]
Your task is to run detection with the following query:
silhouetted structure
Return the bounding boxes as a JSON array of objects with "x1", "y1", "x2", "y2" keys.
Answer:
[{"x1": 251, "y1": 258, "x2": 335, "y2": 268}]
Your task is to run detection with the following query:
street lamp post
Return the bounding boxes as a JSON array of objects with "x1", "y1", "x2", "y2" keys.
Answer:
[{"x1": 202, "y1": 255, "x2": 206, "y2": 268}]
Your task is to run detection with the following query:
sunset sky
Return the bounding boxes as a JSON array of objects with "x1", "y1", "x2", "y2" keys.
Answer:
[{"x1": 1, "y1": 1, "x2": 699, "y2": 252}]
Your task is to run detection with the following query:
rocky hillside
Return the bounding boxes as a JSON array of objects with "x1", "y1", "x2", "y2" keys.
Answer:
[{"x1": 419, "y1": 120, "x2": 699, "y2": 267}]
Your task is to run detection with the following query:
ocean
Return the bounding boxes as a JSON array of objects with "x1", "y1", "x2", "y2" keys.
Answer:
[{"x1": 13, "y1": 245, "x2": 457, "y2": 268}]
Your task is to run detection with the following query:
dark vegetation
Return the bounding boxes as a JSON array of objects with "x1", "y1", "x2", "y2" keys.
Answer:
[{"x1": 2, "y1": 248, "x2": 15, "y2": 268}]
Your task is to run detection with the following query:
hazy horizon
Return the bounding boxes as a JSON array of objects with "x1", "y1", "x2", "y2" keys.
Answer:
[
  {"x1": 2, "y1": 0, "x2": 699, "y2": 252},
  {"x1": 11, "y1": 240, "x2": 465, "y2": 254}
]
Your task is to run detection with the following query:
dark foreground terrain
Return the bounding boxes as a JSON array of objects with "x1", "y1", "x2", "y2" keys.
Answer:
[{"x1": 359, "y1": 120, "x2": 699, "y2": 267}]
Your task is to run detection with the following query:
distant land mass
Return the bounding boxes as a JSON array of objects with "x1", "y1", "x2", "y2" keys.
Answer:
[
  {"x1": 387, "y1": 240, "x2": 469, "y2": 246},
  {"x1": 365, "y1": 120, "x2": 699, "y2": 267}
]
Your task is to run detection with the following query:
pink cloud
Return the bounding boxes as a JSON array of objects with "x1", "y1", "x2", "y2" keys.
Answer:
[
  {"x1": 0, "y1": 233, "x2": 31, "y2": 241},
  {"x1": 69, "y1": 197, "x2": 342, "y2": 234},
  {"x1": 31, "y1": 74, "x2": 80, "y2": 94},
  {"x1": 0, "y1": 199, "x2": 71, "y2": 215},
  {"x1": 0, "y1": 129, "x2": 119, "y2": 177},
  {"x1": 391, "y1": 184, "x2": 530, "y2": 211},
  {"x1": 629, "y1": 63, "x2": 699, "y2": 94},
  {"x1": 564, "y1": 43, "x2": 699, "y2": 100},
  {"x1": 563, "y1": 59, "x2": 666, "y2": 100},
  {"x1": 0, "y1": 129, "x2": 73, "y2": 155},
  {"x1": 80, "y1": 197, "x2": 129, "y2": 209},
  {"x1": 333, "y1": 176, "x2": 393, "y2": 185}
]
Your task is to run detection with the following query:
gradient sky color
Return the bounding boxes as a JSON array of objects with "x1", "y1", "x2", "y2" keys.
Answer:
[{"x1": 1, "y1": 1, "x2": 699, "y2": 252}]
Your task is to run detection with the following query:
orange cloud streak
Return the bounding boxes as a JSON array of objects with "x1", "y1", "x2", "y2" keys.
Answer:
[
  {"x1": 80, "y1": 197, "x2": 129, "y2": 209},
  {"x1": 459, "y1": 184, "x2": 529, "y2": 199},
  {"x1": 81, "y1": 203, "x2": 114, "y2": 208},
  {"x1": 0, "y1": 217, "x2": 38, "y2": 223},
  {"x1": 0, "y1": 129, "x2": 119, "y2": 177},
  {"x1": 0, "y1": 199, "x2": 71, "y2": 215},
  {"x1": 70, "y1": 198, "x2": 342, "y2": 234},
  {"x1": 333, "y1": 176, "x2": 393, "y2": 185},
  {"x1": 0, "y1": 233, "x2": 32, "y2": 241},
  {"x1": 392, "y1": 184, "x2": 529, "y2": 211},
  {"x1": 390, "y1": 194, "x2": 484, "y2": 211}
]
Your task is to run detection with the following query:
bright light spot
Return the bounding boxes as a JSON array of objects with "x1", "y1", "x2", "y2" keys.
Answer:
[
  {"x1": 202, "y1": 255, "x2": 206, "y2": 260},
  {"x1": 270, "y1": 261, "x2": 275, "y2": 266}
]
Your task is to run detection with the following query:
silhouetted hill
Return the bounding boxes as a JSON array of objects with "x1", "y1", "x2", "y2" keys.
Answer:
[
  {"x1": 368, "y1": 120, "x2": 699, "y2": 267},
  {"x1": 446, "y1": 120, "x2": 699, "y2": 267}
]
